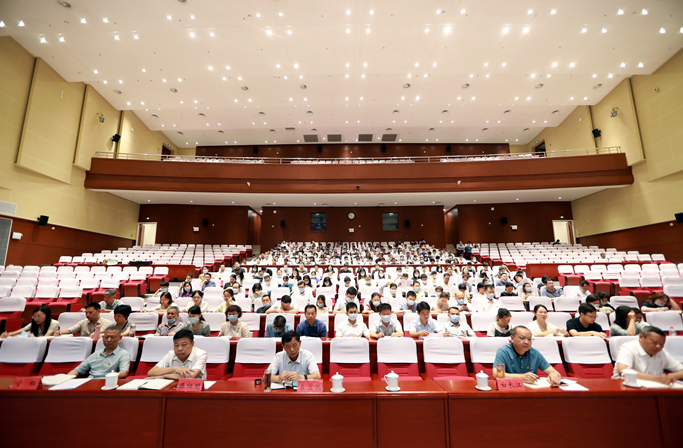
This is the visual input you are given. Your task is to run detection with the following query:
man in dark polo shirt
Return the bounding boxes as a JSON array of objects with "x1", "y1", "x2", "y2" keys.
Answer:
[
  {"x1": 567, "y1": 304, "x2": 607, "y2": 338},
  {"x1": 492, "y1": 326, "x2": 563, "y2": 385}
]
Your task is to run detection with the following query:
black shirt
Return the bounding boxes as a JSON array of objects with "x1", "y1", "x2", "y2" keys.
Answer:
[
  {"x1": 500, "y1": 292, "x2": 517, "y2": 297},
  {"x1": 566, "y1": 317, "x2": 603, "y2": 334}
]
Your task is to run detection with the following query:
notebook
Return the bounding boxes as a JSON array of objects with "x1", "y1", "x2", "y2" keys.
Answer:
[
  {"x1": 41, "y1": 374, "x2": 77, "y2": 387},
  {"x1": 117, "y1": 379, "x2": 175, "y2": 391}
]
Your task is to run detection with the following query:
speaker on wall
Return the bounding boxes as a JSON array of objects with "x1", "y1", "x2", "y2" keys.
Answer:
[
  {"x1": 280, "y1": 220, "x2": 286, "y2": 228},
  {"x1": 675, "y1": 213, "x2": 683, "y2": 224},
  {"x1": 501, "y1": 217, "x2": 508, "y2": 225},
  {"x1": 112, "y1": 134, "x2": 121, "y2": 143},
  {"x1": 405, "y1": 220, "x2": 410, "y2": 228},
  {"x1": 592, "y1": 128, "x2": 602, "y2": 138},
  {"x1": 37, "y1": 215, "x2": 49, "y2": 226},
  {"x1": 317, "y1": 145, "x2": 323, "y2": 153},
  {"x1": 446, "y1": 144, "x2": 451, "y2": 153},
  {"x1": 381, "y1": 144, "x2": 387, "y2": 153},
  {"x1": 253, "y1": 146, "x2": 258, "y2": 154},
  {"x1": 202, "y1": 219, "x2": 209, "y2": 227}
]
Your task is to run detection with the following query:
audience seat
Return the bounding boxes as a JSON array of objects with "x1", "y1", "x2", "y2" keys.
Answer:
[
  {"x1": 470, "y1": 312, "x2": 496, "y2": 337},
  {"x1": 123, "y1": 272, "x2": 149, "y2": 297},
  {"x1": 554, "y1": 297, "x2": 581, "y2": 312},
  {"x1": 149, "y1": 267, "x2": 169, "y2": 291},
  {"x1": 57, "y1": 312, "x2": 86, "y2": 333},
  {"x1": 0, "y1": 298, "x2": 27, "y2": 333},
  {"x1": 377, "y1": 337, "x2": 422, "y2": 381},
  {"x1": 645, "y1": 312, "x2": 683, "y2": 335},
  {"x1": 664, "y1": 336, "x2": 683, "y2": 363},
  {"x1": 609, "y1": 296, "x2": 639, "y2": 309},
  {"x1": 300, "y1": 337, "x2": 324, "y2": 375},
  {"x1": 203, "y1": 313, "x2": 226, "y2": 337},
  {"x1": 469, "y1": 337, "x2": 509, "y2": 376},
  {"x1": 131, "y1": 336, "x2": 174, "y2": 378},
  {"x1": 228, "y1": 338, "x2": 276, "y2": 381},
  {"x1": 193, "y1": 337, "x2": 231, "y2": 380},
  {"x1": 545, "y1": 312, "x2": 572, "y2": 330},
  {"x1": 608, "y1": 336, "x2": 638, "y2": 362},
  {"x1": 0, "y1": 337, "x2": 48, "y2": 377},
  {"x1": 128, "y1": 312, "x2": 159, "y2": 335},
  {"x1": 561, "y1": 337, "x2": 613, "y2": 379},
  {"x1": 529, "y1": 337, "x2": 567, "y2": 376},
  {"x1": 240, "y1": 313, "x2": 261, "y2": 337},
  {"x1": 329, "y1": 338, "x2": 371, "y2": 381},
  {"x1": 528, "y1": 296, "x2": 553, "y2": 311},
  {"x1": 423, "y1": 337, "x2": 472, "y2": 380},
  {"x1": 583, "y1": 272, "x2": 612, "y2": 295},
  {"x1": 39, "y1": 337, "x2": 93, "y2": 375}
]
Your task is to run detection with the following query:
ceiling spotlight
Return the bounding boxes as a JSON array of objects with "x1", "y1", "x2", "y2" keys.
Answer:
[
  {"x1": 167, "y1": 15, "x2": 172, "y2": 20},
  {"x1": 366, "y1": 28, "x2": 370, "y2": 33},
  {"x1": 638, "y1": 62, "x2": 644, "y2": 68},
  {"x1": 18, "y1": 20, "x2": 25, "y2": 27},
  {"x1": 551, "y1": 9, "x2": 556, "y2": 14},
  {"x1": 602, "y1": 28, "x2": 607, "y2": 33},
  {"x1": 287, "y1": 30, "x2": 292, "y2": 35},
  {"x1": 266, "y1": 29, "x2": 272, "y2": 35},
  {"x1": 134, "y1": 35, "x2": 139, "y2": 39},
  {"x1": 0, "y1": 21, "x2": 5, "y2": 27},
  {"x1": 581, "y1": 28, "x2": 587, "y2": 33},
  {"x1": 59, "y1": 36, "x2": 65, "y2": 42},
  {"x1": 641, "y1": 9, "x2": 648, "y2": 15},
  {"x1": 346, "y1": 9, "x2": 351, "y2": 15},
  {"x1": 659, "y1": 27, "x2": 666, "y2": 34},
  {"x1": 114, "y1": 35, "x2": 119, "y2": 40},
  {"x1": 103, "y1": 18, "x2": 109, "y2": 23},
  {"x1": 528, "y1": 9, "x2": 533, "y2": 14},
  {"x1": 523, "y1": 27, "x2": 529, "y2": 33},
  {"x1": 444, "y1": 26, "x2": 451, "y2": 34},
  {"x1": 502, "y1": 27, "x2": 509, "y2": 34},
  {"x1": 617, "y1": 9, "x2": 624, "y2": 15},
  {"x1": 80, "y1": 18, "x2": 86, "y2": 23},
  {"x1": 346, "y1": 28, "x2": 350, "y2": 34},
  {"x1": 40, "y1": 37, "x2": 46, "y2": 43}
]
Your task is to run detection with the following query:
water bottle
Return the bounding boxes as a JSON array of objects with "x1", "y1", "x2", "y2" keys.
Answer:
[
  {"x1": 263, "y1": 368, "x2": 272, "y2": 392},
  {"x1": 130, "y1": 323, "x2": 136, "y2": 338},
  {"x1": 670, "y1": 326, "x2": 676, "y2": 337}
]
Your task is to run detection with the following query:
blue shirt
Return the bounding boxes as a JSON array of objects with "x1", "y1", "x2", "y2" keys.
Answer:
[
  {"x1": 201, "y1": 280, "x2": 217, "y2": 291},
  {"x1": 296, "y1": 319, "x2": 327, "y2": 337},
  {"x1": 541, "y1": 286, "x2": 563, "y2": 298},
  {"x1": 494, "y1": 343, "x2": 551, "y2": 375},
  {"x1": 265, "y1": 322, "x2": 294, "y2": 338},
  {"x1": 75, "y1": 346, "x2": 131, "y2": 378}
]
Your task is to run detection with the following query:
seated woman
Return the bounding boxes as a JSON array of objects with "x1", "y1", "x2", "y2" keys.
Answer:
[
  {"x1": 641, "y1": 293, "x2": 681, "y2": 313},
  {"x1": 431, "y1": 293, "x2": 451, "y2": 313},
  {"x1": 112, "y1": 304, "x2": 133, "y2": 337},
  {"x1": 248, "y1": 283, "x2": 264, "y2": 309},
  {"x1": 178, "y1": 281, "x2": 194, "y2": 298},
  {"x1": 218, "y1": 304, "x2": 251, "y2": 337},
  {"x1": 172, "y1": 305, "x2": 210, "y2": 337},
  {"x1": 145, "y1": 292, "x2": 174, "y2": 313},
  {"x1": 527, "y1": 304, "x2": 568, "y2": 337},
  {"x1": 610, "y1": 305, "x2": 649, "y2": 336},
  {"x1": 363, "y1": 292, "x2": 382, "y2": 314},
  {"x1": 1, "y1": 305, "x2": 59, "y2": 338},
  {"x1": 487, "y1": 308, "x2": 512, "y2": 337},
  {"x1": 315, "y1": 295, "x2": 329, "y2": 316},
  {"x1": 182, "y1": 290, "x2": 209, "y2": 313}
]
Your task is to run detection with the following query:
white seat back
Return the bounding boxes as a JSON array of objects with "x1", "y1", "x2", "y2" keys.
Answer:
[
  {"x1": 377, "y1": 337, "x2": 417, "y2": 363},
  {"x1": 545, "y1": 312, "x2": 572, "y2": 330},
  {"x1": 423, "y1": 338, "x2": 466, "y2": 364},
  {"x1": 203, "y1": 313, "x2": 226, "y2": 331},
  {"x1": 561, "y1": 338, "x2": 611, "y2": 364},
  {"x1": 664, "y1": 336, "x2": 683, "y2": 363},
  {"x1": 95, "y1": 337, "x2": 139, "y2": 362},
  {"x1": 509, "y1": 312, "x2": 534, "y2": 328},
  {"x1": 0, "y1": 298, "x2": 26, "y2": 312},
  {"x1": 469, "y1": 338, "x2": 509, "y2": 363},
  {"x1": 193, "y1": 337, "x2": 231, "y2": 363},
  {"x1": 234, "y1": 338, "x2": 276, "y2": 363},
  {"x1": 121, "y1": 297, "x2": 144, "y2": 311},
  {"x1": 529, "y1": 337, "x2": 562, "y2": 364},
  {"x1": 128, "y1": 313, "x2": 159, "y2": 331},
  {"x1": 608, "y1": 336, "x2": 639, "y2": 362},
  {"x1": 139, "y1": 336, "x2": 174, "y2": 362},
  {"x1": 300, "y1": 337, "x2": 324, "y2": 365},
  {"x1": 0, "y1": 338, "x2": 48, "y2": 363},
  {"x1": 241, "y1": 313, "x2": 261, "y2": 332},
  {"x1": 609, "y1": 296, "x2": 639, "y2": 308},
  {"x1": 471, "y1": 312, "x2": 496, "y2": 331},
  {"x1": 44, "y1": 337, "x2": 93, "y2": 363},
  {"x1": 645, "y1": 312, "x2": 683, "y2": 331},
  {"x1": 329, "y1": 338, "x2": 370, "y2": 363}
]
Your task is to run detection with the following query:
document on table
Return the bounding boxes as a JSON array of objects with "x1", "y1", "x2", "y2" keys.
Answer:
[
  {"x1": 49, "y1": 378, "x2": 92, "y2": 391},
  {"x1": 42, "y1": 374, "x2": 77, "y2": 387},
  {"x1": 638, "y1": 380, "x2": 683, "y2": 389},
  {"x1": 204, "y1": 381, "x2": 216, "y2": 390},
  {"x1": 118, "y1": 379, "x2": 174, "y2": 391},
  {"x1": 270, "y1": 381, "x2": 294, "y2": 390},
  {"x1": 560, "y1": 383, "x2": 589, "y2": 391},
  {"x1": 525, "y1": 378, "x2": 577, "y2": 389}
]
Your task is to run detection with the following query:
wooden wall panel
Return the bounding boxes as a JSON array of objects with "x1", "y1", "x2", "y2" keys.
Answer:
[
  {"x1": 260, "y1": 206, "x2": 445, "y2": 251},
  {"x1": 578, "y1": 221, "x2": 683, "y2": 263},
  {"x1": 196, "y1": 143, "x2": 510, "y2": 159},
  {"x1": 3, "y1": 215, "x2": 134, "y2": 266},
  {"x1": 138, "y1": 205, "x2": 250, "y2": 245},
  {"x1": 247, "y1": 210, "x2": 261, "y2": 246},
  {"x1": 444, "y1": 208, "x2": 460, "y2": 246},
  {"x1": 456, "y1": 202, "x2": 573, "y2": 244}
]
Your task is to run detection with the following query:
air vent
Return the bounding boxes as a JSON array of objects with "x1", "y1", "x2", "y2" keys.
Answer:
[
  {"x1": 327, "y1": 134, "x2": 342, "y2": 142},
  {"x1": 428, "y1": 128, "x2": 435, "y2": 131},
  {"x1": 523, "y1": 128, "x2": 530, "y2": 131},
  {"x1": 593, "y1": 84, "x2": 603, "y2": 89},
  {"x1": 403, "y1": 83, "x2": 411, "y2": 88},
  {"x1": 503, "y1": 110, "x2": 511, "y2": 114},
  {"x1": 57, "y1": 0, "x2": 72, "y2": 8},
  {"x1": 461, "y1": 83, "x2": 470, "y2": 89},
  {"x1": 241, "y1": 86, "x2": 248, "y2": 90},
  {"x1": 269, "y1": 129, "x2": 275, "y2": 132},
  {"x1": 535, "y1": 83, "x2": 544, "y2": 89},
  {"x1": 266, "y1": 203, "x2": 272, "y2": 206},
  {"x1": 358, "y1": 134, "x2": 373, "y2": 142},
  {"x1": 311, "y1": 128, "x2": 317, "y2": 131},
  {"x1": 285, "y1": 127, "x2": 296, "y2": 132},
  {"x1": 218, "y1": 130, "x2": 224, "y2": 134},
  {"x1": 482, "y1": 128, "x2": 488, "y2": 131},
  {"x1": 378, "y1": 203, "x2": 385, "y2": 206},
  {"x1": 303, "y1": 134, "x2": 319, "y2": 142},
  {"x1": 392, "y1": 110, "x2": 400, "y2": 114},
  {"x1": 306, "y1": 111, "x2": 313, "y2": 114},
  {"x1": 177, "y1": 131, "x2": 184, "y2": 135},
  {"x1": 551, "y1": 110, "x2": 560, "y2": 114},
  {"x1": 300, "y1": 84, "x2": 307, "y2": 89},
  {"x1": 258, "y1": 112, "x2": 265, "y2": 115},
  {"x1": 385, "y1": 128, "x2": 392, "y2": 131},
  {"x1": 382, "y1": 134, "x2": 397, "y2": 142},
  {"x1": 151, "y1": 114, "x2": 159, "y2": 118},
  {"x1": 114, "y1": 90, "x2": 122, "y2": 94},
  {"x1": 441, "y1": 110, "x2": 449, "y2": 114},
  {"x1": 198, "y1": 113, "x2": 206, "y2": 116}
]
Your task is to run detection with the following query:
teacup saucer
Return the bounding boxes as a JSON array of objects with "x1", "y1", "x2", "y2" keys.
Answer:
[
  {"x1": 330, "y1": 388, "x2": 345, "y2": 393},
  {"x1": 475, "y1": 385, "x2": 492, "y2": 391},
  {"x1": 101, "y1": 385, "x2": 118, "y2": 390},
  {"x1": 385, "y1": 386, "x2": 401, "y2": 392}
]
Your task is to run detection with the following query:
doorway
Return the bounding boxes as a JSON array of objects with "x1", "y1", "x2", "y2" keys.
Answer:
[
  {"x1": 534, "y1": 141, "x2": 546, "y2": 156},
  {"x1": 552, "y1": 220, "x2": 575, "y2": 245},
  {"x1": 137, "y1": 222, "x2": 157, "y2": 247}
]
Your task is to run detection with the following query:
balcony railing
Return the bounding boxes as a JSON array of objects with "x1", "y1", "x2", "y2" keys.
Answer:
[{"x1": 95, "y1": 146, "x2": 621, "y2": 165}]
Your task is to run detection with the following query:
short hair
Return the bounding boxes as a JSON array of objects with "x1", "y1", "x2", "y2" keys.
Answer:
[
  {"x1": 476, "y1": 282, "x2": 485, "y2": 290},
  {"x1": 504, "y1": 282, "x2": 514, "y2": 289},
  {"x1": 585, "y1": 294, "x2": 600, "y2": 304},
  {"x1": 641, "y1": 326, "x2": 666, "y2": 338},
  {"x1": 579, "y1": 280, "x2": 590, "y2": 287},
  {"x1": 346, "y1": 302, "x2": 359, "y2": 313},
  {"x1": 85, "y1": 302, "x2": 101, "y2": 310},
  {"x1": 281, "y1": 295, "x2": 292, "y2": 304},
  {"x1": 104, "y1": 289, "x2": 118, "y2": 297},
  {"x1": 406, "y1": 290, "x2": 417, "y2": 298},
  {"x1": 485, "y1": 284, "x2": 495, "y2": 291},
  {"x1": 541, "y1": 275, "x2": 550, "y2": 284},
  {"x1": 113, "y1": 304, "x2": 132, "y2": 319},
  {"x1": 632, "y1": 307, "x2": 643, "y2": 316},
  {"x1": 173, "y1": 329, "x2": 194, "y2": 342},
  {"x1": 378, "y1": 303, "x2": 392, "y2": 313},
  {"x1": 346, "y1": 286, "x2": 358, "y2": 297},
  {"x1": 193, "y1": 290, "x2": 204, "y2": 298},
  {"x1": 281, "y1": 330, "x2": 300, "y2": 344},
  {"x1": 597, "y1": 291, "x2": 610, "y2": 301},
  {"x1": 273, "y1": 316, "x2": 286, "y2": 328},
  {"x1": 188, "y1": 305, "x2": 203, "y2": 317},
  {"x1": 439, "y1": 292, "x2": 449, "y2": 299},
  {"x1": 226, "y1": 304, "x2": 242, "y2": 318},
  {"x1": 578, "y1": 303, "x2": 596, "y2": 315},
  {"x1": 510, "y1": 326, "x2": 530, "y2": 337},
  {"x1": 497, "y1": 308, "x2": 511, "y2": 319},
  {"x1": 448, "y1": 307, "x2": 459, "y2": 314},
  {"x1": 416, "y1": 301, "x2": 431, "y2": 313},
  {"x1": 167, "y1": 305, "x2": 180, "y2": 314},
  {"x1": 160, "y1": 280, "x2": 170, "y2": 287},
  {"x1": 297, "y1": 280, "x2": 305, "y2": 286},
  {"x1": 104, "y1": 325, "x2": 122, "y2": 334},
  {"x1": 458, "y1": 283, "x2": 467, "y2": 290},
  {"x1": 304, "y1": 304, "x2": 316, "y2": 314}
]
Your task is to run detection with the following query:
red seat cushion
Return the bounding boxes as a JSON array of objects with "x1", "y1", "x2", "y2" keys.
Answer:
[
  {"x1": 228, "y1": 363, "x2": 270, "y2": 381},
  {"x1": 329, "y1": 362, "x2": 372, "y2": 381}
]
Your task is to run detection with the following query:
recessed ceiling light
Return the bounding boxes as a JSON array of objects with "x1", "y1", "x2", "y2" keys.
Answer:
[
  {"x1": 584, "y1": 97, "x2": 588, "y2": 101},
  {"x1": 592, "y1": 74, "x2": 597, "y2": 78},
  {"x1": 167, "y1": 15, "x2": 172, "y2": 20},
  {"x1": 471, "y1": 97, "x2": 475, "y2": 100},
  {"x1": 659, "y1": 27, "x2": 666, "y2": 34},
  {"x1": 581, "y1": 28, "x2": 587, "y2": 33},
  {"x1": 469, "y1": 74, "x2": 473, "y2": 78},
  {"x1": 126, "y1": 102, "x2": 130, "y2": 105},
  {"x1": 523, "y1": 27, "x2": 529, "y2": 33},
  {"x1": 0, "y1": 21, "x2": 6, "y2": 27},
  {"x1": 114, "y1": 35, "x2": 119, "y2": 40},
  {"x1": 119, "y1": 80, "x2": 123, "y2": 84},
  {"x1": 502, "y1": 27, "x2": 509, "y2": 34},
  {"x1": 444, "y1": 26, "x2": 451, "y2": 34},
  {"x1": 638, "y1": 62, "x2": 644, "y2": 68},
  {"x1": 346, "y1": 28, "x2": 350, "y2": 34},
  {"x1": 527, "y1": 96, "x2": 531, "y2": 100},
  {"x1": 641, "y1": 9, "x2": 648, "y2": 15},
  {"x1": 266, "y1": 29, "x2": 272, "y2": 35},
  {"x1": 287, "y1": 29, "x2": 292, "y2": 35},
  {"x1": 530, "y1": 73, "x2": 535, "y2": 78},
  {"x1": 502, "y1": 62, "x2": 506, "y2": 67},
  {"x1": 190, "y1": 15, "x2": 195, "y2": 19},
  {"x1": 425, "y1": 28, "x2": 429, "y2": 33},
  {"x1": 39, "y1": 37, "x2": 46, "y2": 43},
  {"x1": 18, "y1": 20, "x2": 24, "y2": 27},
  {"x1": 569, "y1": 62, "x2": 575, "y2": 67},
  {"x1": 617, "y1": 9, "x2": 624, "y2": 15},
  {"x1": 551, "y1": 9, "x2": 556, "y2": 14},
  {"x1": 608, "y1": 73, "x2": 613, "y2": 78},
  {"x1": 528, "y1": 9, "x2": 533, "y2": 14},
  {"x1": 366, "y1": 28, "x2": 370, "y2": 33},
  {"x1": 103, "y1": 80, "x2": 107, "y2": 84},
  {"x1": 134, "y1": 35, "x2": 139, "y2": 40},
  {"x1": 570, "y1": 97, "x2": 574, "y2": 100},
  {"x1": 346, "y1": 9, "x2": 351, "y2": 15},
  {"x1": 80, "y1": 18, "x2": 86, "y2": 24},
  {"x1": 256, "y1": 13, "x2": 261, "y2": 17},
  {"x1": 552, "y1": 62, "x2": 557, "y2": 67},
  {"x1": 602, "y1": 28, "x2": 607, "y2": 33}
]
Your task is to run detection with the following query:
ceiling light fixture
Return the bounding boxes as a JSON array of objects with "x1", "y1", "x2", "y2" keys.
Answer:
[{"x1": 444, "y1": 26, "x2": 451, "y2": 34}]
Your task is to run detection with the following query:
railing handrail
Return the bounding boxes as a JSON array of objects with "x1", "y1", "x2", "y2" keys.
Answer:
[{"x1": 95, "y1": 146, "x2": 621, "y2": 164}]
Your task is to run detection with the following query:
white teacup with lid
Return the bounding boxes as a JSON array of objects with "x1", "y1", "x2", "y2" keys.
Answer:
[
  {"x1": 332, "y1": 372, "x2": 344, "y2": 392},
  {"x1": 384, "y1": 370, "x2": 399, "y2": 391},
  {"x1": 476, "y1": 370, "x2": 489, "y2": 390},
  {"x1": 104, "y1": 372, "x2": 118, "y2": 389}
]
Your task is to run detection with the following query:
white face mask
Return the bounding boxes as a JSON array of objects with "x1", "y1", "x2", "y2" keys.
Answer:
[
  {"x1": 372, "y1": 301, "x2": 381, "y2": 307},
  {"x1": 406, "y1": 299, "x2": 415, "y2": 306}
]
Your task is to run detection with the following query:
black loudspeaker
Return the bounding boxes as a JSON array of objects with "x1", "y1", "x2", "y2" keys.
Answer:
[
  {"x1": 112, "y1": 134, "x2": 121, "y2": 143},
  {"x1": 202, "y1": 219, "x2": 209, "y2": 227},
  {"x1": 405, "y1": 220, "x2": 410, "y2": 228},
  {"x1": 446, "y1": 144, "x2": 451, "y2": 153},
  {"x1": 280, "y1": 220, "x2": 286, "y2": 228},
  {"x1": 381, "y1": 144, "x2": 387, "y2": 153},
  {"x1": 501, "y1": 217, "x2": 508, "y2": 225},
  {"x1": 253, "y1": 146, "x2": 258, "y2": 154},
  {"x1": 37, "y1": 215, "x2": 49, "y2": 226},
  {"x1": 592, "y1": 128, "x2": 602, "y2": 138},
  {"x1": 675, "y1": 213, "x2": 683, "y2": 224},
  {"x1": 317, "y1": 145, "x2": 323, "y2": 153}
]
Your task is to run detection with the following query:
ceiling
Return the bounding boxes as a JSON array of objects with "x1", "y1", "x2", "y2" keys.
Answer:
[
  {"x1": 95, "y1": 185, "x2": 627, "y2": 213},
  {"x1": 2, "y1": 0, "x2": 682, "y2": 149}
]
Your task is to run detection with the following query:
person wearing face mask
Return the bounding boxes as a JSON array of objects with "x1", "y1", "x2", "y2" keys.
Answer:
[
  {"x1": 256, "y1": 296, "x2": 273, "y2": 314},
  {"x1": 156, "y1": 306, "x2": 183, "y2": 336},
  {"x1": 412, "y1": 280, "x2": 426, "y2": 301},
  {"x1": 172, "y1": 306, "x2": 210, "y2": 337},
  {"x1": 363, "y1": 292, "x2": 383, "y2": 314},
  {"x1": 336, "y1": 303, "x2": 370, "y2": 338},
  {"x1": 519, "y1": 282, "x2": 538, "y2": 304},
  {"x1": 444, "y1": 307, "x2": 476, "y2": 337},
  {"x1": 291, "y1": 280, "x2": 314, "y2": 304},
  {"x1": 334, "y1": 287, "x2": 360, "y2": 314},
  {"x1": 596, "y1": 292, "x2": 616, "y2": 314},
  {"x1": 487, "y1": 308, "x2": 512, "y2": 337},
  {"x1": 641, "y1": 292, "x2": 681, "y2": 313},
  {"x1": 362, "y1": 275, "x2": 375, "y2": 288},
  {"x1": 370, "y1": 304, "x2": 403, "y2": 338},
  {"x1": 340, "y1": 276, "x2": 355, "y2": 295},
  {"x1": 315, "y1": 295, "x2": 329, "y2": 316},
  {"x1": 151, "y1": 280, "x2": 172, "y2": 298},
  {"x1": 230, "y1": 282, "x2": 246, "y2": 302},
  {"x1": 178, "y1": 281, "x2": 193, "y2": 298},
  {"x1": 477, "y1": 285, "x2": 500, "y2": 313},
  {"x1": 396, "y1": 291, "x2": 419, "y2": 314},
  {"x1": 280, "y1": 275, "x2": 294, "y2": 293},
  {"x1": 265, "y1": 315, "x2": 293, "y2": 338},
  {"x1": 248, "y1": 283, "x2": 265, "y2": 306},
  {"x1": 431, "y1": 292, "x2": 452, "y2": 313},
  {"x1": 499, "y1": 282, "x2": 517, "y2": 297},
  {"x1": 453, "y1": 291, "x2": 471, "y2": 313},
  {"x1": 321, "y1": 277, "x2": 334, "y2": 288},
  {"x1": 433, "y1": 286, "x2": 445, "y2": 298},
  {"x1": 384, "y1": 283, "x2": 400, "y2": 301},
  {"x1": 219, "y1": 305, "x2": 251, "y2": 338}
]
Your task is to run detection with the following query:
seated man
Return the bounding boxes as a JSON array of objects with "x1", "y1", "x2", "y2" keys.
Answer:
[
  {"x1": 453, "y1": 291, "x2": 471, "y2": 313},
  {"x1": 575, "y1": 281, "x2": 591, "y2": 301},
  {"x1": 477, "y1": 285, "x2": 500, "y2": 313},
  {"x1": 156, "y1": 306, "x2": 183, "y2": 336},
  {"x1": 54, "y1": 302, "x2": 113, "y2": 338},
  {"x1": 296, "y1": 304, "x2": 327, "y2": 337},
  {"x1": 495, "y1": 273, "x2": 510, "y2": 287},
  {"x1": 68, "y1": 325, "x2": 130, "y2": 379},
  {"x1": 408, "y1": 301, "x2": 445, "y2": 337},
  {"x1": 499, "y1": 282, "x2": 517, "y2": 297},
  {"x1": 492, "y1": 325, "x2": 563, "y2": 385},
  {"x1": 256, "y1": 295, "x2": 273, "y2": 313},
  {"x1": 444, "y1": 307, "x2": 476, "y2": 337},
  {"x1": 265, "y1": 315, "x2": 293, "y2": 338},
  {"x1": 200, "y1": 273, "x2": 216, "y2": 291},
  {"x1": 395, "y1": 290, "x2": 419, "y2": 314},
  {"x1": 97, "y1": 289, "x2": 122, "y2": 313},
  {"x1": 370, "y1": 303, "x2": 403, "y2": 338},
  {"x1": 266, "y1": 295, "x2": 299, "y2": 314},
  {"x1": 152, "y1": 280, "x2": 171, "y2": 298},
  {"x1": 335, "y1": 302, "x2": 370, "y2": 338},
  {"x1": 613, "y1": 326, "x2": 683, "y2": 384},
  {"x1": 291, "y1": 280, "x2": 314, "y2": 304},
  {"x1": 567, "y1": 303, "x2": 607, "y2": 338},
  {"x1": 147, "y1": 330, "x2": 208, "y2": 379},
  {"x1": 264, "y1": 331, "x2": 321, "y2": 383},
  {"x1": 541, "y1": 280, "x2": 563, "y2": 298},
  {"x1": 334, "y1": 287, "x2": 360, "y2": 314}
]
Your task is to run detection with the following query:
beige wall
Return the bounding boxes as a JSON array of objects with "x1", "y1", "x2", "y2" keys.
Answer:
[
  {"x1": 118, "y1": 110, "x2": 178, "y2": 156},
  {"x1": 0, "y1": 37, "x2": 140, "y2": 239},
  {"x1": 571, "y1": 49, "x2": 683, "y2": 237},
  {"x1": 74, "y1": 85, "x2": 121, "y2": 170},
  {"x1": 174, "y1": 147, "x2": 196, "y2": 157},
  {"x1": 525, "y1": 106, "x2": 596, "y2": 155},
  {"x1": 509, "y1": 145, "x2": 528, "y2": 154}
]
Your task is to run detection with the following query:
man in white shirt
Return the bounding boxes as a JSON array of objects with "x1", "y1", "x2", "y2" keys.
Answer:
[
  {"x1": 478, "y1": 285, "x2": 500, "y2": 313},
  {"x1": 444, "y1": 307, "x2": 476, "y2": 337},
  {"x1": 266, "y1": 331, "x2": 321, "y2": 383},
  {"x1": 335, "y1": 302, "x2": 370, "y2": 337},
  {"x1": 370, "y1": 304, "x2": 403, "y2": 338},
  {"x1": 334, "y1": 287, "x2": 360, "y2": 314},
  {"x1": 290, "y1": 280, "x2": 314, "y2": 304},
  {"x1": 575, "y1": 280, "x2": 591, "y2": 301},
  {"x1": 613, "y1": 326, "x2": 683, "y2": 384},
  {"x1": 147, "y1": 330, "x2": 208, "y2": 380}
]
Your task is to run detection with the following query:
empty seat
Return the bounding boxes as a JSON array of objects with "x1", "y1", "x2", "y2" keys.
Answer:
[
  {"x1": 609, "y1": 296, "x2": 639, "y2": 308},
  {"x1": 0, "y1": 298, "x2": 27, "y2": 333},
  {"x1": 9, "y1": 285, "x2": 36, "y2": 299},
  {"x1": 0, "y1": 337, "x2": 48, "y2": 377},
  {"x1": 133, "y1": 336, "x2": 174, "y2": 378},
  {"x1": 664, "y1": 336, "x2": 683, "y2": 363},
  {"x1": 423, "y1": 338, "x2": 472, "y2": 380},
  {"x1": 329, "y1": 338, "x2": 371, "y2": 381},
  {"x1": 121, "y1": 297, "x2": 145, "y2": 311},
  {"x1": 499, "y1": 296, "x2": 525, "y2": 311},
  {"x1": 39, "y1": 337, "x2": 93, "y2": 375},
  {"x1": 57, "y1": 312, "x2": 86, "y2": 332},
  {"x1": 203, "y1": 313, "x2": 226, "y2": 336},
  {"x1": 128, "y1": 313, "x2": 159, "y2": 335},
  {"x1": 228, "y1": 338, "x2": 276, "y2": 381},
  {"x1": 554, "y1": 297, "x2": 581, "y2": 312},
  {"x1": 377, "y1": 337, "x2": 422, "y2": 381},
  {"x1": 509, "y1": 312, "x2": 534, "y2": 328},
  {"x1": 470, "y1": 312, "x2": 496, "y2": 336},
  {"x1": 645, "y1": 312, "x2": 683, "y2": 333},
  {"x1": 470, "y1": 338, "x2": 510, "y2": 376},
  {"x1": 608, "y1": 336, "x2": 639, "y2": 362},
  {"x1": 561, "y1": 337, "x2": 612, "y2": 378},
  {"x1": 529, "y1": 337, "x2": 567, "y2": 376},
  {"x1": 240, "y1": 313, "x2": 261, "y2": 337},
  {"x1": 300, "y1": 337, "x2": 324, "y2": 374},
  {"x1": 193, "y1": 337, "x2": 231, "y2": 380}
]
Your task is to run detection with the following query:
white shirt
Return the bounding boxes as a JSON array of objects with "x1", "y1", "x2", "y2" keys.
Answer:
[
  {"x1": 478, "y1": 298, "x2": 500, "y2": 313},
  {"x1": 268, "y1": 348, "x2": 319, "y2": 376},
  {"x1": 527, "y1": 319, "x2": 559, "y2": 336},
  {"x1": 370, "y1": 319, "x2": 403, "y2": 337},
  {"x1": 444, "y1": 320, "x2": 475, "y2": 337},
  {"x1": 613, "y1": 339, "x2": 683, "y2": 378},
  {"x1": 576, "y1": 289, "x2": 590, "y2": 301},
  {"x1": 155, "y1": 347, "x2": 208, "y2": 379},
  {"x1": 335, "y1": 319, "x2": 370, "y2": 337},
  {"x1": 334, "y1": 298, "x2": 360, "y2": 312},
  {"x1": 291, "y1": 290, "x2": 314, "y2": 304}
]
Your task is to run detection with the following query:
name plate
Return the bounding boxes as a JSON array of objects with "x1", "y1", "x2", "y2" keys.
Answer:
[
  {"x1": 177, "y1": 379, "x2": 204, "y2": 391},
  {"x1": 496, "y1": 378, "x2": 525, "y2": 391},
  {"x1": 12, "y1": 376, "x2": 41, "y2": 390},
  {"x1": 297, "y1": 380, "x2": 324, "y2": 392}
]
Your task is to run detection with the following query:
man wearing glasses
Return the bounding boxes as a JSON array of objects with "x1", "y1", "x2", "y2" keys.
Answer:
[{"x1": 492, "y1": 326, "x2": 563, "y2": 385}]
